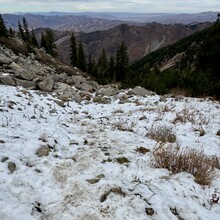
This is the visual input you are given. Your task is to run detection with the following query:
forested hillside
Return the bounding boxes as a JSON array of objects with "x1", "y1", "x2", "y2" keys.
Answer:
[{"x1": 129, "y1": 19, "x2": 220, "y2": 98}]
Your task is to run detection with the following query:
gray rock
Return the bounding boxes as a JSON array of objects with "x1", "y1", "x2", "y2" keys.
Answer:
[
  {"x1": 8, "y1": 162, "x2": 16, "y2": 173},
  {"x1": 86, "y1": 80, "x2": 100, "y2": 90},
  {"x1": 38, "y1": 76, "x2": 54, "y2": 92},
  {"x1": 73, "y1": 75, "x2": 86, "y2": 87},
  {"x1": 1, "y1": 157, "x2": 9, "y2": 162},
  {"x1": 15, "y1": 68, "x2": 37, "y2": 80},
  {"x1": 36, "y1": 146, "x2": 50, "y2": 157},
  {"x1": 16, "y1": 78, "x2": 36, "y2": 88},
  {"x1": 128, "y1": 86, "x2": 153, "y2": 96},
  {"x1": 93, "y1": 96, "x2": 101, "y2": 103},
  {"x1": 97, "y1": 87, "x2": 118, "y2": 96},
  {"x1": 0, "y1": 55, "x2": 13, "y2": 65},
  {"x1": 79, "y1": 83, "x2": 93, "y2": 92},
  {"x1": 73, "y1": 92, "x2": 82, "y2": 103},
  {"x1": 99, "y1": 97, "x2": 111, "y2": 104},
  {"x1": 0, "y1": 75, "x2": 16, "y2": 86},
  {"x1": 54, "y1": 82, "x2": 72, "y2": 91}
]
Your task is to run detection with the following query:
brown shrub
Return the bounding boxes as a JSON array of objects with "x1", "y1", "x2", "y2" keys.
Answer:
[
  {"x1": 147, "y1": 124, "x2": 176, "y2": 143},
  {"x1": 0, "y1": 37, "x2": 28, "y2": 55},
  {"x1": 151, "y1": 145, "x2": 219, "y2": 185}
]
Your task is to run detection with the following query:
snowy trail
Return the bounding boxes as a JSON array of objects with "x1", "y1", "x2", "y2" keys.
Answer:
[{"x1": 0, "y1": 85, "x2": 220, "y2": 220}]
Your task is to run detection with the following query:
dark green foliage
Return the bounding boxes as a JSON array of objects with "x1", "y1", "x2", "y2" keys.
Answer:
[
  {"x1": 78, "y1": 40, "x2": 86, "y2": 71},
  {"x1": 130, "y1": 20, "x2": 220, "y2": 99},
  {"x1": 108, "y1": 55, "x2": 116, "y2": 82},
  {"x1": 41, "y1": 30, "x2": 57, "y2": 57},
  {"x1": 69, "y1": 32, "x2": 78, "y2": 67},
  {"x1": 0, "y1": 14, "x2": 8, "y2": 38},
  {"x1": 9, "y1": 27, "x2": 14, "y2": 36},
  {"x1": 87, "y1": 43, "x2": 130, "y2": 85},
  {"x1": 22, "y1": 17, "x2": 31, "y2": 41},
  {"x1": 18, "y1": 21, "x2": 26, "y2": 41},
  {"x1": 115, "y1": 42, "x2": 129, "y2": 81},
  {"x1": 31, "y1": 29, "x2": 38, "y2": 48}
]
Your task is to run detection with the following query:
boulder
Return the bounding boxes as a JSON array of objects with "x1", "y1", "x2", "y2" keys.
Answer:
[
  {"x1": 0, "y1": 75, "x2": 16, "y2": 86},
  {"x1": 16, "y1": 78, "x2": 36, "y2": 88},
  {"x1": 73, "y1": 75, "x2": 86, "y2": 87},
  {"x1": 54, "y1": 82, "x2": 72, "y2": 91},
  {"x1": 79, "y1": 83, "x2": 94, "y2": 92},
  {"x1": 86, "y1": 80, "x2": 100, "y2": 90},
  {"x1": 73, "y1": 92, "x2": 82, "y2": 103},
  {"x1": 97, "y1": 87, "x2": 118, "y2": 96},
  {"x1": 15, "y1": 67, "x2": 37, "y2": 80},
  {"x1": 128, "y1": 86, "x2": 153, "y2": 96},
  {"x1": 0, "y1": 55, "x2": 13, "y2": 65},
  {"x1": 38, "y1": 76, "x2": 54, "y2": 92}
]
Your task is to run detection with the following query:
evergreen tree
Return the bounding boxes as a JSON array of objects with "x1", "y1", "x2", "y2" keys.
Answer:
[
  {"x1": 31, "y1": 28, "x2": 38, "y2": 48},
  {"x1": 9, "y1": 27, "x2": 14, "y2": 36},
  {"x1": 18, "y1": 21, "x2": 25, "y2": 40},
  {"x1": 78, "y1": 40, "x2": 86, "y2": 71},
  {"x1": 108, "y1": 55, "x2": 115, "y2": 81},
  {"x1": 41, "y1": 30, "x2": 57, "y2": 57},
  {"x1": 40, "y1": 32, "x2": 48, "y2": 51},
  {"x1": 22, "y1": 17, "x2": 31, "y2": 41},
  {"x1": 115, "y1": 42, "x2": 129, "y2": 81},
  {"x1": 0, "y1": 14, "x2": 8, "y2": 37},
  {"x1": 97, "y1": 48, "x2": 108, "y2": 76},
  {"x1": 69, "y1": 32, "x2": 78, "y2": 67},
  {"x1": 87, "y1": 54, "x2": 94, "y2": 74}
]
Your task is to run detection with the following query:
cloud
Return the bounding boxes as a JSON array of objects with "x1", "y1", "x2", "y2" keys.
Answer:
[{"x1": 0, "y1": 0, "x2": 219, "y2": 13}]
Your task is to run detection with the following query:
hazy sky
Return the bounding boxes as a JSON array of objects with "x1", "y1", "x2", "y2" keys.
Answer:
[{"x1": 0, "y1": 0, "x2": 219, "y2": 13}]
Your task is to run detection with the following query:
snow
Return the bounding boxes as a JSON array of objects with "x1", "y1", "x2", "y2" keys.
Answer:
[{"x1": 0, "y1": 84, "x2": 220, "y2": 220}]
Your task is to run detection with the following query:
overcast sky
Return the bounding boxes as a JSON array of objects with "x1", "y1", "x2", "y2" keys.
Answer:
[{"x1": 0, "y1": 0, "x2": 219, "y2": 14}]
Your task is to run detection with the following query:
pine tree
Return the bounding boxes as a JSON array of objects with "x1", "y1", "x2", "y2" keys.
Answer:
[
  {"x1": 9, "y1": 27, "x2": 14, "y2": 36},
  {"x1": 87, "y1": 54, "x2": 94, "y2": 74},
  {"x1": 41, "y1": 30, "x2": 57, "y2": 57},
  {"x1": 22, "y1": 17, "x2": 31, "y2": 41},
  {"x1": 40, "y1": 32, "x2": 48, "y2": 51},
  {"x1": 115, "y1": 42, "x2": 129, "y2": 81},
  {"x1": 69, "y1": 32, "x2": 78, "y2": 67},
  {"x1": 97, "y1": 48, "x2": 108, "y2": 76},
  {"x1": 78, "y1": 40, "x2": 86, "y2": 71},
  {"x1": 108, "y1": 55, "x2": 115, "y2": 81},
  {"x1": 18, "y1": 21, "x2": 25, "y2": 40},
  {"x1": 31, "y1": 28, "x2": 38, "y2": 48},
  {"x1": 0, "y1": 14, "x2": 8, "y2": 37}
]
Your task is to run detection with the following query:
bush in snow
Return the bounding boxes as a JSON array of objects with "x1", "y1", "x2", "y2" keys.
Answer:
[
  {"x1": 151, "y1": 144, "x2": 219, "y2": 185},
  {"x1": 147, "y1": 124, "x2": 176, "y2": 143}
]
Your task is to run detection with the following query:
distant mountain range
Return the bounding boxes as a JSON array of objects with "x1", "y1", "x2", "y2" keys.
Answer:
[
  {"x1": 2, "y1": 11, "x2": 218, "y2": 33},
  {"x1": 55, "y1": 22, "x2": 212, "y2": 64}
]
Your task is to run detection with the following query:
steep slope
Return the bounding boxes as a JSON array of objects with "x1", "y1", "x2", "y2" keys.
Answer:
[
  {"x1": 57, "y1": 22, "x2": 212, "y2": 64},
  {"x1": 130, "y1": 21, "x2": 220, "y2": 98}
]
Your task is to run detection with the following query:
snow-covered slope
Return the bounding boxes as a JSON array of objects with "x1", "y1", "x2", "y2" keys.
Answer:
[{"x1": 0, "y1": 85, "x2": 220, "y2": 220}]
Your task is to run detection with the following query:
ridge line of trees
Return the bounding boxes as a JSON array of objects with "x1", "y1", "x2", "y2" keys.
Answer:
[{"x1": 69, "y1": 32, "x2": 130, "y2": 84}]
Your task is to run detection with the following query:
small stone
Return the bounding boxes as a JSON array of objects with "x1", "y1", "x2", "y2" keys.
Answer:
[
  {"x1": 0, "y1": 140, "x2": 5, "y2": 144},
  {"x1": 139, "y1": 115, "x2": 147, "y2": 120},
  {"x1": 1, "y1": 157, "x2": 9, "y2": 162},
  {"x1": 8, "y1": 162, "x2": 16, "y2": 173},
  {"x1": 36, "y1": 146, "x2": 50, "y2": 157},
  {"x1": 145, "y1": 208, "x2": 154, "y2": 216}
]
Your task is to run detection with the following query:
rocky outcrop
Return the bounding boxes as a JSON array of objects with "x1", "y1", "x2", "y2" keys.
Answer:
[
  {"x1": 0, "y1": 44, "x2": 100, "y2": 101},
  {"x1": 0, "y1": 43, "x2": 154, "y2": 104}
]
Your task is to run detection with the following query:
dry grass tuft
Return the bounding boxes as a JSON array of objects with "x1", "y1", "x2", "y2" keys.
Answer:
[
  {"x1": 147, "y1": 124, "x2": 176, "y2": 143},
  {"x1": 151, "y1": 144, "x2": 219, "y2": 185}
]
